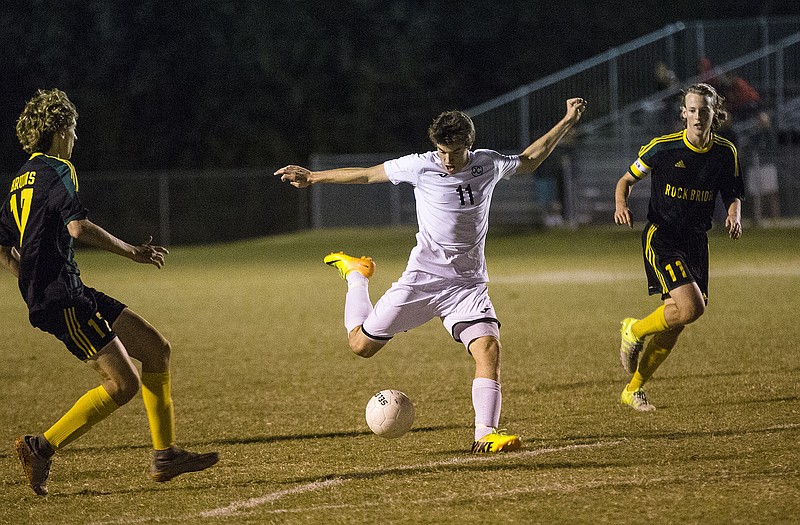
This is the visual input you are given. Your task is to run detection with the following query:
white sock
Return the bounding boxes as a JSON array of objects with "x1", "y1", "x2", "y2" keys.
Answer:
[
  {"x1": 472, "y1": 377, "x2": 501, "y2": 440},
  {"x1": 344, "y1": 272, "x2": 372, "y2": 333}
]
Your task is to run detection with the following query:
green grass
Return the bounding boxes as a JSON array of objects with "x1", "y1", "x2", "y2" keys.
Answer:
[{"x1": 1, "y1": 226, "x2": 798, "y2": 524}]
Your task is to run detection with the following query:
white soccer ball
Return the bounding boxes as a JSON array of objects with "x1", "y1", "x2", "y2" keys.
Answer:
[{"x1": 365, "y1": 389, "x2": 415, "y2": 439}]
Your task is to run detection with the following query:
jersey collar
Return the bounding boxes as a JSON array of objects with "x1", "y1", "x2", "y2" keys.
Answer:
[{"x1": 682, "y1": 129, "x2": 713, "y2": 153}]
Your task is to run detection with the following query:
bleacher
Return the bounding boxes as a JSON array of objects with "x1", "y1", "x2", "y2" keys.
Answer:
[{"x1": 310, "y1": 17, "x2": 800, "y2": 229}]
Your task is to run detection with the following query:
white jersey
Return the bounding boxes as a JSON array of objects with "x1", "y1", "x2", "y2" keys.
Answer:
[{"x1": 383, "y1": 149, "x2": 520, "y2": 281}]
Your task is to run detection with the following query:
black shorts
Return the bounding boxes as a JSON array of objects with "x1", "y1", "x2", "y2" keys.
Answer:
[
  {"x1": 641, "y1": 223, "x2": 709, "y2": 303},
  {"x1": 30, "y1": 287, "x2": 127, "y2": 361}
]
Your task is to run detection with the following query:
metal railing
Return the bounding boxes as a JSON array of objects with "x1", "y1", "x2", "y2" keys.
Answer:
[{"x1": 466, "y1": 17, "x2": 800, "y2": 151}]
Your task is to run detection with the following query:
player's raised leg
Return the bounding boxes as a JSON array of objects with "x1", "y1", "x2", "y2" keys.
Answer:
[{"x1": 324, "y1": 252, "x2": 387, "y2": 358}]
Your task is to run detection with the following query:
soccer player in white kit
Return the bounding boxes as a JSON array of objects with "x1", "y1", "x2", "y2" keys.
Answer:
[{"x1": 275, "y1": 98, "x2": 586, "y2": 452}]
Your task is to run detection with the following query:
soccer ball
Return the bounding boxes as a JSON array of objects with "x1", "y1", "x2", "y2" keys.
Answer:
[{"x1": 365, "y1": 389, "x2": 415, "y2": 439}]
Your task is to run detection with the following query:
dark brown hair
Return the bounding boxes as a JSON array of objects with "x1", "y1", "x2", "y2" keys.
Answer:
[{"x1": 427, "y1": 110, "x2": 476, "y2": 148}]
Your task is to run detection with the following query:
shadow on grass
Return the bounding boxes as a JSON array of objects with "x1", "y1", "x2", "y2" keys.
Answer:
[
  {"x1": 10, "y1": 425, "x2": 798, "y2": 499},
  {"x1": 532, "y1": 366, "x2": 800, "y2": 394},
  {"x1": 205, "y1": 424, "x2": 460, "y2": 447},
  {"x1": 562, "y1": 421, "x2": 800, "y2": 443},
  {"x1": 0, "y1": 425, "x2": 461, "y2": 460}
]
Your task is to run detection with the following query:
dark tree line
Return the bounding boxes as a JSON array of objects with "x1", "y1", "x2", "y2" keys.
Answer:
[{"x1": 1, "y1": 0, "x2": 796, "y2": 173}]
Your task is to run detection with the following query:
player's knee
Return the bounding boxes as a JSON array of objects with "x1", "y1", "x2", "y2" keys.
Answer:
[
  {"x1": 680, "y1": 301, "x2": 705, "y2": 325},
  {"x1": 469, "y1": 336, "x2": 501, "y2": 363},
  {"x1": 348, "y1": 328, "x2": 383, "y2": 358},
  {"x1": 116, "y1": 380, "x2": 140, "y2": 405},
  {"x1": 348, "y1": 338, "x2": 383, "y2": 358},
  {"x1": 349, "y1": 340, "x2": 380, "y2": 358},
  {"x1": 108, "y1": 371, "x2": 141, "y2": 406},
  {"x1": 350, "y1": 345, "x2": 376, "y2": 358},
  {"x1": 472, "y1": 335, "x2": 501, "y2": 351},
  {"x1": 137, "y1": 337, "x2": 171, "y2": 372},
  {"x1": 156, "y1": 337, "x2": 172, "y2": 362}
]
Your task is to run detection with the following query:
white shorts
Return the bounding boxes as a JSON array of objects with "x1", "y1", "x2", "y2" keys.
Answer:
[{"x1": 361, "y1": 270, "x2": 500, "y2": 345}]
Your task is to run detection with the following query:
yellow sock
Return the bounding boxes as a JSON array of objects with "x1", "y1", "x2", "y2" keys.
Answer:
[
  {"x1": 44, "y1": 385, "x2": 119, "y2": 450},
  {"x1": 141, "y1": 371, "x2": 175, "y2": 450},
  {"x1": 632, "y1": 305, "x2": 669, "y2": 340},
  {"x1": 626, "y1": 339, "x2": 672, "y2": 392},
  {"x1": 626, "y1": 371, "x2": 646, "y2": 393}
]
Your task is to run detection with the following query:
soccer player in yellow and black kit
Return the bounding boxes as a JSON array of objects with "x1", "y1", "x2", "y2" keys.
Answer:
[
  {"x1": 613, "y1": 83, "x2": 744, "y2": 411},
  {"x1": 0, "y1": 89, "x2": 218, "y2": 496}
]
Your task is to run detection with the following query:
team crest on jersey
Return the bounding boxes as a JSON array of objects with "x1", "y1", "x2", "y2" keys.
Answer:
[{"x1": 471, "y1": 166, "x2": 484, "y2": 177}]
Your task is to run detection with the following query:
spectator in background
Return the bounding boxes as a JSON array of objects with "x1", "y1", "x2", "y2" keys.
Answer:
[
  {"x1": 654, "y1": 60, "x2": 682, "y2": 131},
  {"x1": 698, "y1": 57, "x2": 761, "y2": 122},
  {"x1": 748, "y1": 111, "x2": 781, "y2": 219},
  {"x1": 720, "y1": 73, "x2": 761, "y2": 121}
]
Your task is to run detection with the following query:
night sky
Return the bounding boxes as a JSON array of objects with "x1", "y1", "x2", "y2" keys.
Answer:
[{"x1": 2, "y1": 1, "x2": 799, "y2": 173}]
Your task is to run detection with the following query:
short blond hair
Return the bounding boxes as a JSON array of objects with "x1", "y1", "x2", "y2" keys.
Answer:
[{"x1": 16, "y1": 88, "x2": 78, "y2": 154}]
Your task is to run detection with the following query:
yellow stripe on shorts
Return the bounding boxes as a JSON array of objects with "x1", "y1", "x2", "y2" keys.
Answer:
[
  {"x1": 64, "y1": 307, "x2": 97, "y2": 359},
  {"x1": 644, "y1": 224, "x2": 669, "y2": 294}
]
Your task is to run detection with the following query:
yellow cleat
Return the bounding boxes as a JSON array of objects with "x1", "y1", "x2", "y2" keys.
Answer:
[
  {"x1": 619, "y1": 317, "x2": 644, "y2": 373},
  {"x1": 620, "y1": 387, "x2": 656, "y2": 412},
  {"x1": 324, "y1": 252, "x2": 376, "y2": 280},
  {"x1": 471, "y1": 430, "x2": 522, "y2": 453}
]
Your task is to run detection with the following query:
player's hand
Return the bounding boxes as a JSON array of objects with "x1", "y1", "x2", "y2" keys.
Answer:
[
  {"x1": 131, "y1": 236, "x2": 169, "y2": 268},
  {"x1": 274, "y1": 165, "x2": 312, "y2": 188},
  {"x1": 614, "y1": 206, "x2": 633, "y2": 228},
  {"x1": 566, "y1": 97, "x2": 587, "y2": 123},
  {"x1": 726, "y1": 215, "x2": 742, "y2": 240}
]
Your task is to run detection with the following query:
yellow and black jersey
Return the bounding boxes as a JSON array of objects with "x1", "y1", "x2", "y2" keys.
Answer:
[
  {"x1": 0, "y1": 153, "x2": 88, "y2": 319},
  {"x1": 629, "y1": 130, "x2": 744, "y2": 233}
]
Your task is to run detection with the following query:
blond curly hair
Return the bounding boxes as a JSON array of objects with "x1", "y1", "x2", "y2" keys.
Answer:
[{"x1": 16, "y1": 88, "x2": 78, "y2": 154}]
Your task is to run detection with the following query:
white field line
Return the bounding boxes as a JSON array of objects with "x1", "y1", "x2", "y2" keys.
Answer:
[
  {"x1": 198, "y1": 478, "x2": 346, "y2": 518},
  {"x1": 89, "y1": 479, "x2": 345, "y2": 525},
  {"x1": 491, "y1": 264, "x2": 800, "y2": 285},
  {"x1": 196, "y1": 440, "x2": 622, "y2": 520},
  {"x1": 258, "y1": 471, "x2": 772, "y2": 516},
  {"x1": 90, "y1": 440, "x2": 621, "y2": 524},
  {"x1": 256, "y1": 425, "x2": 800, "y2": 516}
]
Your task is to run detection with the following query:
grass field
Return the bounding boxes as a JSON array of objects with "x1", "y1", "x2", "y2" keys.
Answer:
[{"x1": 1, "y1": 225, "x2": 798, "y2": 524}]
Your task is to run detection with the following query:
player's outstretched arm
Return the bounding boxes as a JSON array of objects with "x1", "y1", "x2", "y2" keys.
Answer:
[
  {"x1": 0, "y1": 245, "x2": 20, "y2": 277},
  {"x1": 517, "y1": 97, "x2": 587, "y2": 174},
  {"x1": 614, "y1": 172, "x2": 638, "y2": 228},
  {"x1": 274, "y1": 164, "x2": 389, "y2": 188},
  {"x1": 67, "y1": 219, "x2": 168, "y2": 268}
]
